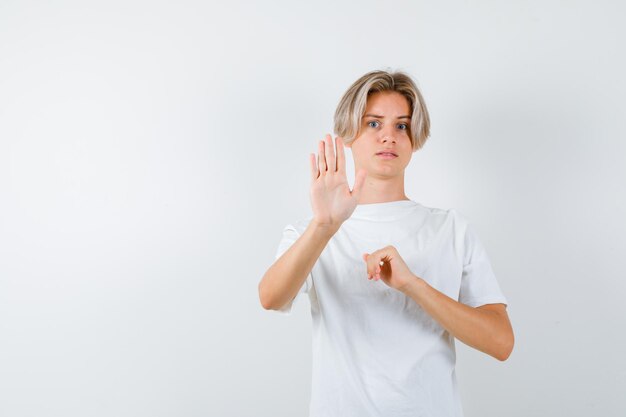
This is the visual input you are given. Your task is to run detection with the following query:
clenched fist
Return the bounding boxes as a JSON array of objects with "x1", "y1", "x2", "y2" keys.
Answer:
[{"x1": 362, "y1": 245, "x2": 417, "y2": 292}]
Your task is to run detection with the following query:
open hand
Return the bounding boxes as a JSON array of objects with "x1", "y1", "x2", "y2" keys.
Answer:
[{"x1": 310, "y1": 134, "x2": 367, "y2": 229}]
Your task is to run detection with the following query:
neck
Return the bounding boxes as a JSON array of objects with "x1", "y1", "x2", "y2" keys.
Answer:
[{"x1": 355, "y1": 171, "x2": 408, "y2": 205}]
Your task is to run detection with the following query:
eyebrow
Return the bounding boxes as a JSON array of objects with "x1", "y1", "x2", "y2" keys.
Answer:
[{"x1": 362, "y1": 114, "x2": 411, "y2": 119}]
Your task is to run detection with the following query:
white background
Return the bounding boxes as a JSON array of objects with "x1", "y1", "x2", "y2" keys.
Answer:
[{"x1": 1, "y1": 1, "x2": 625, "y2": 416}]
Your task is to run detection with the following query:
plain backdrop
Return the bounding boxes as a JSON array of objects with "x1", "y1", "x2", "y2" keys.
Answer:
[{"x1": 1, "y1": 1, "x2": 625, "y2": 416}]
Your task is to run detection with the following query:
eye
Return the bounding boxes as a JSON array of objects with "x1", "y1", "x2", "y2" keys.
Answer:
[
  {"x1": 398, "y1": 123, "x2": 408, "y2": 130},
  {"x1": 367, "y1": 120, "x2": 380, "y2": 128}
]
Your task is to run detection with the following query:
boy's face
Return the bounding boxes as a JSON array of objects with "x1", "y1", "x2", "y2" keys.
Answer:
[{"x1": 346, "y1": 91, "x2": 413, "y2": 179}]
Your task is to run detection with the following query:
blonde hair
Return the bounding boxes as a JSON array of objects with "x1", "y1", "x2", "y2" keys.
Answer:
[{"x1": 333, "y1": 69, "x2": 431, "y2": 151}]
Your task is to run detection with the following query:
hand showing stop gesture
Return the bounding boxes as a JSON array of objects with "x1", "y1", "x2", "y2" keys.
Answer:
[{"x1": 310, "y1": 134, "x2": 367, "y2": 230}]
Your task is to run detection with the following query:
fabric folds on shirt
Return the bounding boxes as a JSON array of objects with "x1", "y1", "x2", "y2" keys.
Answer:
[{"x1": 272, "y1": 200, "x2": 508, "y2": 417}]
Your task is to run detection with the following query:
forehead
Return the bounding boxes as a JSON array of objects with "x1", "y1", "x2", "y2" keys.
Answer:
[{"x1": 365, "y1": 91, "x2": 410, "y2": 113}]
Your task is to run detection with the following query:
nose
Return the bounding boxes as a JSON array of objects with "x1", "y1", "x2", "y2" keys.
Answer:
[{"x1": 380, "y1": 126, "x2": 397, "y2": 143}]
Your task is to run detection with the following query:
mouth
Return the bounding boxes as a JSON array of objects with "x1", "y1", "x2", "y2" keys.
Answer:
[{"x1": 376, "y1": 152, "x2": 398, "y2": 158}]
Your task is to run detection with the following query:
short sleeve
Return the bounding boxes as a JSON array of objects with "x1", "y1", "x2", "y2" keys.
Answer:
[
  {"x1": 272, "y1": 224, "x2": 313, "y2": 315},
  {"x1": 458, "y1": 220, "x2": 508, "y2": 308}
]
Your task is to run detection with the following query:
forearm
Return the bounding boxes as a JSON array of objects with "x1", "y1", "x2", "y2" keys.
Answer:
[
  {"x1": 259, "y1": 220, "x2": 338, "y2": 310},
  {"x1": 400, "y1": 276, "x2": 513, "y2": 361}
]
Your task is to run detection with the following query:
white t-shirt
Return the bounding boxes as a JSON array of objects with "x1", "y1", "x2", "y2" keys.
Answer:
[{"x1": 273, "y1": 199, "x2": 508, "y2": 417}]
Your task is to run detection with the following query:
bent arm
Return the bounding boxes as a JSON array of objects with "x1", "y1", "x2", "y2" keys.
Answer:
[
  {"x1": 401, "y1": 277, "x2": 514, "y2": 361},
  {"x1": 259, "y1": 220, "x2": 338, "y2": 311}
]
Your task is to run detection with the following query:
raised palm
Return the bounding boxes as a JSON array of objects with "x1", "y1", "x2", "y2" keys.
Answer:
[{"x1": 310, "y1": 134, "x2": 367, "y2": 228}]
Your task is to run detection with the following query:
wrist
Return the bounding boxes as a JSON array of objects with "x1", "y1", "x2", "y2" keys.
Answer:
[
  {"x1": 399, "y1": 274, "x2": 427, "y2": 295},
  {"x1": 309, "y1": 218, "x2": 341, "y2": 238}
]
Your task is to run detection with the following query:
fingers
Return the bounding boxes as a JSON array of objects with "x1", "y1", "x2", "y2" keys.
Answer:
[
  {"x1": 316, "y1": 134, "x2": 342, "y2": 176},
  {"x1": 310, "y1": 153, "x2": 318, "y2": 181},
  {"x1": 363, "y1": 252, "x2": 382, "y2": 281},
  {"x1": 325, "y1": 134, "x2": 336, "y2": 172},
  {"x1": 363, "y1": 253, "x2": 373, "y2": 280},
  {"x1": 336, "y1": 136, "x2": 346, "y2": 174},
  {"x1": 318, "y1": 139, "x2": 327, "y2": 173}
]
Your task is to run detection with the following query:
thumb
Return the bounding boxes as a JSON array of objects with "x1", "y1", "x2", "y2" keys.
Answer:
[{"x1": 351, "y1": 169, "x2": 368, "y2": 198}]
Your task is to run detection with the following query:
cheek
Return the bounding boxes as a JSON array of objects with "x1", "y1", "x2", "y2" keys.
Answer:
[{"x1": 402, "y1": 147, "x2": 413, "y2": 162}]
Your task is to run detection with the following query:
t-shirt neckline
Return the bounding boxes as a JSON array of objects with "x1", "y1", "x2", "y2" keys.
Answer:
[{"x1": 350, "y1": 199, "x2": 419, "y2": 220}]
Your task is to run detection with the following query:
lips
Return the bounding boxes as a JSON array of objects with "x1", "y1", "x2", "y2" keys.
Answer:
[{"x1": 376, "y1": 151, "x2": 398, "y2": 157}]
